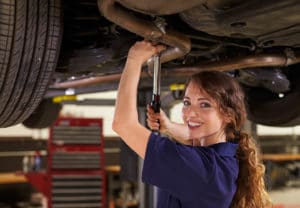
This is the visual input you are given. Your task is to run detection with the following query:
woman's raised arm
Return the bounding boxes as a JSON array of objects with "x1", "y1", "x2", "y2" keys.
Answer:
[{"x1": 112, "y1": 41, "x2": 165, "y2": 159}]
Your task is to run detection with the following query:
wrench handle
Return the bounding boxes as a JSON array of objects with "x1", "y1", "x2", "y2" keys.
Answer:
[
  {"x1": 150, "y1": 54, "x2": 161, "y2": 135},
  {"x1": 150, "y1": 94, "x2": 160, "y2": 135},
  {"x1": 151, "y1": 94, "x2": 160, "y2": 113}
]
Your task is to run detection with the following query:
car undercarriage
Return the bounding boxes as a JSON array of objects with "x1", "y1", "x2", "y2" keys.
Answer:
[{"x1": 1, "y1": 0, "x2": 300, "y2": 127}]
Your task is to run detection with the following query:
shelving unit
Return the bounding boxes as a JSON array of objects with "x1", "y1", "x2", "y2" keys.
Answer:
[
  {"x1": 49, "y1": 117, "x2": 106, "y2": 208},
  {"x1": 25, "y1": 117, "x2": 106, "y2": 208}
]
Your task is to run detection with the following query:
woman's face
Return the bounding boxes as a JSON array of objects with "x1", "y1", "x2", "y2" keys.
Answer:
[{"x1": 182, "y1": 81, "x2": 228, "y2": 142}]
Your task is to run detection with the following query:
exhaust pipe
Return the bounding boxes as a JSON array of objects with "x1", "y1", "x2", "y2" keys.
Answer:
[
  {"x1": 98, "y1": 0, "x2": 191, "y2": 68},
  {"x1": 52, "y1": 72, "x2": 147, "y2": 89},
  {"x1": 170, "y1": 52, "x2": 300, "y2": 76},
  {"x1": 51, "y1": 52, "x2": 300, "y2": 89}
]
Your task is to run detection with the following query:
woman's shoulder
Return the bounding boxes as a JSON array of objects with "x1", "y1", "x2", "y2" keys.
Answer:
[{"x1": 205, "y1": 142, "x2": 238, "y2": 157}]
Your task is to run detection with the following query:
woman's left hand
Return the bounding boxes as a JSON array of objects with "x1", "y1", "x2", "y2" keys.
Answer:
[{"x1": 146, "y1": 105, "x2": 170, "y2": 134}]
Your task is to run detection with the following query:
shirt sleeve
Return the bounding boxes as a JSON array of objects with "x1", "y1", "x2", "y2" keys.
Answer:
[{"x1": 142, "y1": 132, "x2": 216, "y2": 200}]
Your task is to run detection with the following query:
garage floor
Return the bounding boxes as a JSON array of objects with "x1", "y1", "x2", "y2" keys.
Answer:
[{"x1": 270, "y1": 185, "x2": 300, "y2": 207}]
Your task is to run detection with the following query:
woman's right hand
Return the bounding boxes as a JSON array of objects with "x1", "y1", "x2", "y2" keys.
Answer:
[
  {"x1": 146, "y1": 105, "x2": 170, "y2": 134},
  {"x1": 126, "y1": 41, "x2": 166, "y2": 66}
]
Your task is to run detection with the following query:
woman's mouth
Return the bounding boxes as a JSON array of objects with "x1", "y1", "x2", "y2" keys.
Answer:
[{"x1": 187, "y1": 121, "x2": 202, "y2": 130}]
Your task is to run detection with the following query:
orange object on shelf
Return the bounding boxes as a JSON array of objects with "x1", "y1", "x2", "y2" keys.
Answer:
[
  {"x1": 262, "y1": 154, "x2": 300, "y2": 161},
  {"x1": 0, "y1": 173, "x2": 27, "y2": 184}
]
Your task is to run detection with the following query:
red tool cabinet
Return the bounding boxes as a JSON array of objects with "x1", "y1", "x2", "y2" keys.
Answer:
[{"x1": 25, "y1": 117, "x2": 106, "y2": 208}]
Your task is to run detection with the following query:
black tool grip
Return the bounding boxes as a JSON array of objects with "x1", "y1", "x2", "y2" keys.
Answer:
[
  {"x1": 151, "y1": 94, "x2": 160, "y2": 113},
  {"x1": 150, "y1": 94, "x2": 161, "y2": 135}
]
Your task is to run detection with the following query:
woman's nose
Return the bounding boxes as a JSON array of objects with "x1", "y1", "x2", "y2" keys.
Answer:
[{"x1": 184, "y1": 105, "x2": 199, "y2": 117}]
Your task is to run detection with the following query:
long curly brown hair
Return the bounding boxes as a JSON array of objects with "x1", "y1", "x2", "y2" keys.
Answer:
[{"x1": 187, "y1": 71, "x2": 272, "y2": 208}]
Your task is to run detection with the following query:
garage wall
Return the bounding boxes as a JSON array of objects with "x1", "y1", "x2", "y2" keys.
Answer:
[
  {"x1": 1, "y1": 91, "x2": 300, "y2": 138},
  {"x1": 0, "y1": 91, "x2": 118, "y2": 138},
  {"x1": 1, "y1": 124, "x2": 33, "y2": 137}
]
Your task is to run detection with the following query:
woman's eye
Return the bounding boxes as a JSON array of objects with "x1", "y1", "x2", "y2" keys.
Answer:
[
  {"x1": 200, "y1": 102, "x2": 211, "y2": 108},
  {"x1": 183, "y1": 100, "x2": 190, "y2": 106}
]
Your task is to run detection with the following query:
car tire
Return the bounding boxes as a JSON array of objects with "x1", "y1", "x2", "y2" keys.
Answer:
[
  {"x1": 0, "y1": 0, "x2": 62, "y2": 127},
  {"x1": 23, "y1": 99, "x2": 62, "y2": 129},
  {"x1": 246, "y1": 65, "x2": 300, "y2": 126}
]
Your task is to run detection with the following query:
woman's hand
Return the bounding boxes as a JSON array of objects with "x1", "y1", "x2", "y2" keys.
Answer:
[
  {"x1": 126, "y1": 41, "x2": 166, "y2": 65},
  {"x1": 147, "y1": 105, "x2": 192, "y2": 145},
  {"x1": 146, "y1": 105, "x2": 170, "y2": 134}
]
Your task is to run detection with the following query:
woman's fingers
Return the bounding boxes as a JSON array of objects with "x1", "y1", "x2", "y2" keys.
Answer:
[
  {"x1": 146, "y1": 105, "x2": 160, "y2": 118},
  {"x1": 146, "y1": 111, "x2": 159, "y2": 120},
  {"x1": 146, "y1": 113, "x2": 160, "y2": 127},
  {"x1": 127, "y1": 41, "x2": 166, "y2": 64},
  {"x1": 156, "y1": 44, "x2": 167, "y2": 53},
  {"x1": 147, "y1": 120, "x2": 159, "y2": 128},
  {"x1": 147, "y1": 104, "x2": 154, "y2": 113},
  {"x1": 146, "y1": 105, "x2": 160, "y2": 130},
  {"x1": 146, "y1": 119, "x2": 160, "y2": 130},
  {"x1": 147, "y1": 117, "x2": 159, "y2": 123}
]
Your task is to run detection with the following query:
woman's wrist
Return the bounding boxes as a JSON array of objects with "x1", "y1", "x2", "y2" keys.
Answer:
[
  {"x1": 125, "y1": 56, "x2": 144, "y2": 67},
  {"x1": 163, "y1": 120, "x2": 174, "y2": 138}
]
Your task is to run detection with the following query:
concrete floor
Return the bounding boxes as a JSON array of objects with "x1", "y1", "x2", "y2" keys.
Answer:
[{"x1": 269, "y1": 186, "x2": 300, "y2": 207}]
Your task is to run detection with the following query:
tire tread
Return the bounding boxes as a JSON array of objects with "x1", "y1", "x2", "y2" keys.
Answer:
[{"x1": 0, "y1": 0, "x2": 62, "y2": 127}]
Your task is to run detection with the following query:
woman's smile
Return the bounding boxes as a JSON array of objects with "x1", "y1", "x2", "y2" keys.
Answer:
[{"x1": 187, "y1": 120, "x2": 202, "y2": 130}]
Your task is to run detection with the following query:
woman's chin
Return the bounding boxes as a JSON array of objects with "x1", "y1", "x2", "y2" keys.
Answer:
[
  {"x1": 189, "y1": 134, "x2": 200, "y2": 141},
  {"x1": 188, "y1": 131, "x2": 202, "y2": 139}
]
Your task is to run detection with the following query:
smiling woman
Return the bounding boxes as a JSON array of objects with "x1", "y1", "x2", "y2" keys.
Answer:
[{"x1": 113, "y1": 41, "x2": 272, "y2": 208}]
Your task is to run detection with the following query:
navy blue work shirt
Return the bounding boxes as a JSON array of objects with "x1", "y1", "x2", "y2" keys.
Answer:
[{"x1": 142, "y1": 133, "x2": 239, "y2": 208}]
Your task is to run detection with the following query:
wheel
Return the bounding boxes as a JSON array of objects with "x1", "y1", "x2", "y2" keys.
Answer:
[
  {"x1": 0, "y1": 0, "x2": 62, "y2": 127},
  {"x1": 246, "y1": 65, "x2": 300, "y2": 126},
  {"x1": 23, "y1": 99, "x2": 62, "y2": 129}
]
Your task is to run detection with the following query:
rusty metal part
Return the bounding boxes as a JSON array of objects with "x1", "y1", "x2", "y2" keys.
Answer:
[
  {"x1": 52, "y1": 72, "x2": 147, "y2": 89},
  {"x1": 170, "y1": 52, "x2": 300, "y2": 76},
  {"x1": 51, "y1": 52, "x2": 300, "y2": 89},
  {"x1": 52, "y1": 74, "x2": 121, "y2": 88},
  {"x1": 98, "y1": 0, "x2": 191, "y2": 69},
  {"x1": 116, "y1": 0, "x2": 203, "y2": 15}
]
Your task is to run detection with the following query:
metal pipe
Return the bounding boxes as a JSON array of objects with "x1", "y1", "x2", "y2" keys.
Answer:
[
  {"x1": 51, "y1": 72, "x2": 150, "y2": 89},
  {"x1": 52, "y1": 73, "x2": 123, "y2": 89},
  {"x1": 170, "y1": 52, "x2": 300, "y2": 76},
  {"x1": 50, "y1": 52, "x2": 300, "y2": 89},
  {"x1": 98, "y1": 0, "x2": 191, "y2": 69}
]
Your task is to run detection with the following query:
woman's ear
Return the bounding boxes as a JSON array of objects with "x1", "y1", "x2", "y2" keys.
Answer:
[
  {"x1": 219, "y1": 107, "x2": 232, "y2": 125},
  {"x1": 223, "y1": 113, "x2": 232, "y2": 124}
]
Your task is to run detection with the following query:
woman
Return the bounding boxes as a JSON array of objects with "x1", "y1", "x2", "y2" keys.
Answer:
[{"x1": 113, "y1": 41, "x2": 272, "y2": 207}]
